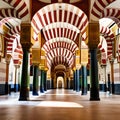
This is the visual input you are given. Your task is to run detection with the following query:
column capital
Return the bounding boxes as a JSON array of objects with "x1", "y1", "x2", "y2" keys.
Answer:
[
  {"x1": 88, "y1": 22, "x2": 99, "y2": 49},
  {"x1": 21, "y1": 43, "x2": 32, "y2": 52},
  {"x1": 20, "y1": 22, "x2": 33, "y2": 51},
  {"x1": 32, "y1": 63, "x2": 40, "y2": 66}
]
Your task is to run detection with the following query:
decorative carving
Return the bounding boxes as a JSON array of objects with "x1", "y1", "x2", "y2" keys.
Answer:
[
  {"x1": 32, "y1": 48, "x2": 41, "y2": 65},
  {"x1": 20, "y1": 23, "x2": 34, "y2": 46}
]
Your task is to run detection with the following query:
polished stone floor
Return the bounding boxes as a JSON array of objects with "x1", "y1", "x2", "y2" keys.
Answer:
[{"x1": 0, "y1": 89, "x2": 120, "y2": 120}]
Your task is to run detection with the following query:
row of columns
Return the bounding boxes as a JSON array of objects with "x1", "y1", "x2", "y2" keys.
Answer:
[
  {"x1": 5, "y1": 22, "x2": 101, "y2": 101},
  {"x1": 13, "y1": 48, "x2": 115, "y2": 101},
  {"x1": 73, "y1": 49, "x2": 100, "y2": 100},
  {"x1": 19, "y1": 22, "x2": 100, "y2": 101},
  {"x1": 33, "y1": 66, "x2": 47, "y2": 95},
  {"x1": 19, "y1": 62, "x2": 47, "y2": 100}
]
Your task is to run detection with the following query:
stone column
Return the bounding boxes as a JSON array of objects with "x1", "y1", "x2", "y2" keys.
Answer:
[
  {"x1": 110, "y1": 60, "x2": 115, "y2": 94},
  {"x1": 90, "y1": 49, "x2": 100, "y2": 100},
  {"x1": 81, "y1": 65, "x2": 87, "y2": 95},
  {"x1": 73, "y1": 70, "x2": 76, "y2": 91},
  {"x1": 76, "y1": 69, "x2": 80, "y2": 92},
  {"x1": 44, "y1": 70, "x2": 47, "y2": 91},
  {"x1": 5, "y1": 54, "x2": 11, "y2": 94},
  {"x1": 88, "y1": 22, "x2": 100, "y2": 101},
  {"x1": 19, "y1": 23, "x2": 33, "y2": 101},
  {"x1": 32, "y1": 65, "x2": 39, "y2": 95},
  {"x1": 103, "y1": 65, "x2": 107, "y2": 92},
  {"x1": 14, "y1": 65, "x2": 20, "y2": 92},
  {"x1": 19, "y1": 46, "x2": 30, "y2": 100},
  {"x1": 40, "y1": 69, "x2": 44, "y2": 93}
]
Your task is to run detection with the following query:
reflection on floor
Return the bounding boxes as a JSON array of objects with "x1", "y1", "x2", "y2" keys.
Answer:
[{"x1": 0, "y1": 89, "x2": 120, "y2": 120}]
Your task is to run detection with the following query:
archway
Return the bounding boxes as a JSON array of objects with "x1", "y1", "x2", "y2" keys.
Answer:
[{"x1": 57, "y1": 76, "x2": 64, "y2": 89}]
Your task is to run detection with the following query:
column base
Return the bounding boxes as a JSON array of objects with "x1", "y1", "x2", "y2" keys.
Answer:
[
  {"x1": 90, "y1": 98, "x2": 100, "y2": 101},
  {"x1": 81, "y1": 91, "x2": 87, "y2": 95},
  {"x1": 19, "y1": 97, "x2": 29, "y2": 101},
  {"x1": 90, "y1": 87, "x2": 100, "y2": 101},
  {"x1": 19, "y1": 88, "x2": 29, "y2": 101},
  {"x1": 81, "y1": 87, "x2": 87, "y2": 95},
  {"x1": 76, "y1": 89, "x2": 80, "y2": 92},
  {"x1": 5, "y1": 82, "x2": 9, "y2": 94},
  {"x1": 32, "y1": 91, "x2": 39, "y2": 96},
  {"x1": 40, "y1": 86, "x2": 44, "y2": 93}
]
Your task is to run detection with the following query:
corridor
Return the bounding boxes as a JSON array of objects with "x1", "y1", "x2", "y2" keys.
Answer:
[{"x1": 0, "y1": 89, "x2": 120, "y2": 120}]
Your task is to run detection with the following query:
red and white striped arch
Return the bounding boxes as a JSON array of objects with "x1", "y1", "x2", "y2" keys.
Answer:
[
  {"x1": 0, "y1": 17, "x2": 21, "y2": 56},
  {"x1": 50, "y1": 55, "x2": 73, "y2": 68},
  {"x1": 0, "y1": 17, "x2": 21, "y2": 35},
  {"x1": 1, "y1": 0, "x2": 29, "y2": 19},
  {"x1": 43, "y1": 38, "x2": 78, "y2": 68},
  {"x1": 101, "y1": 8, "x2": 120, "y2": 27},
  {"x1": 31, "y1": 3, "x2": 88, "y2": 68},
  {"x1": 100, "y1": 26, "x2": 115, "y2": 58},
  {"x1": 42, "y1": 22, "x2": 80, "y2": 41},
  {"x1": 48, "y1": 55, "x2": 74, "y2": 68},
  {"x1": 31, "y1": 3, "x2": 88, "y2": 40},
  {"x1": 91, "y1": 0, "x2": 115, "y2": 21},
  {"x1": 0, "y1": 8, "x2": 19, "y2": 19},
  {"x1": 46, "y1": 48, "x2": 74, "y2": 66},
  {"x1": 6, "y1": 35, "x2": 16, "y2": 56},
  {"x1": 43, "y1": 38, "x2": 78, "y2": 53}
]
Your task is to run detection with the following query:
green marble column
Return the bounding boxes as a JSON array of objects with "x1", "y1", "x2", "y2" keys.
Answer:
[
  {"x1": 44, "y1": 71, "x2": 47, "y2": 91},
  {"x1": 19, "y1": 48, "x2": 30, "y2": 101},
  {"x1": 81, "y1": 66, "x2": 87, "y2": 95},
  {"x1": 40, "y1": 70, "x2": 44, "y2": 93},
  {"x1": 51, "y1": 79, "x2": 54, "y2": 89},
  {"x1": 76, "y1": 69, "x2": 80, "y2": 92},
  {"x1": 32, "y1": 65, "x2": 39, "y2": 95},
  {"x1": 90, "y1": 49, "x2": 100, "y2": 101},
  {"x1": 73, "y1": 71, "x2": 76, "y2": 91}
]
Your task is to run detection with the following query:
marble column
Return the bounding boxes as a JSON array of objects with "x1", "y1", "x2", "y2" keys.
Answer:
[
  {"x1": 14, "y1": 66, "x2": 18, "y2": 92},
  {"x1": 81, "y1": 65, "x2": 87, "y2": 95},
  {"x1": 90, "y1": 49, "x2": 100, "y2": 101},
  {"x1": 5, "y1": 60, "x2": 10, "y2": 94},
  {"x1": 19, "y1": 46, "x2": 30, "y2": 101},
  {"x1": 73, "y1": 70, "x2": 76, "y2": 91},
  {"x1": 40, "y1": 69, "x2": 44, "y2": 93},
  {"x1": 32, "y1": 65, "x2": 39, "y2": 95},
  {"x1": 19, "y1": 23, "x2": 32, "y2": 101},
  {"x1": 5, "y1": 55, "x2": 11, "y2": 94},
  {"x1": 110, "y1": 60, "x2": 115, "y2": 94},
  {"x1": 76, "y1": 69, "x2": 80, "y2": 92},
  {"x1": 44, "y1": 70, "x2": 47, "y2": 91}
]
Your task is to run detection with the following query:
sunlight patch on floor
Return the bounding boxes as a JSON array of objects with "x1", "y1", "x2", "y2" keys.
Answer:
[{"x1": 37, "y1": 101, "x2": 84, "y2": 108}]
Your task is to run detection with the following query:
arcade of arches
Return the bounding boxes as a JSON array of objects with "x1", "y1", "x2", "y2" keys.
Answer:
[{"x1": 0, "y1": 0, "x2": 120, "y2": 101}]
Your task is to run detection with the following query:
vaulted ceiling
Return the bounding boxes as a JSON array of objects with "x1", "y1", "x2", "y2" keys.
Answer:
[{"x1": 0, "y1": 0, "x2": 120, "y2": 69}]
